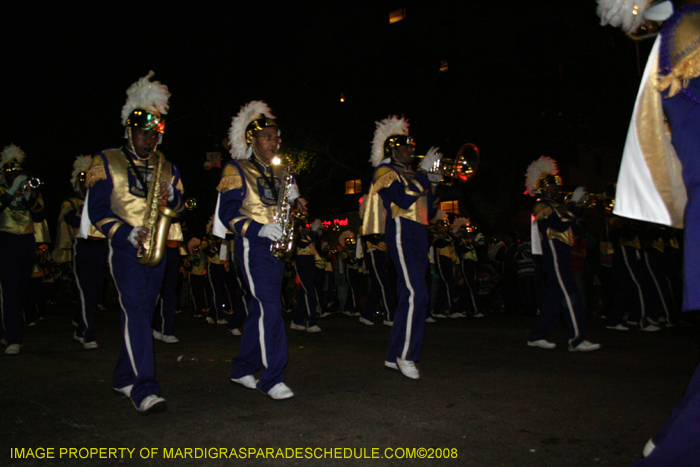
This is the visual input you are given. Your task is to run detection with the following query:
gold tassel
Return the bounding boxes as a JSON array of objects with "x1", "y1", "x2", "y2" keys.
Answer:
[{"x1": 657, "y1": 42, "x2": 700, "y2": 97}]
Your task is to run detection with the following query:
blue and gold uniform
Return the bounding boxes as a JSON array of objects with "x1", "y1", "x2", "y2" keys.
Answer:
[
  {"x1": 373, "y1": 160, "x2": 435, "y2": 367},
  {"x1": 361, "y1": 233, "x2": 395, "y2": 324},
  {"x1": 0, "y1": 173, "x2": 45, "y2": 351},
  {"x1": 60, "y1": 194, "x2": 108, "y2": 347},
  {"x1": 217, "y1": 155, "x2": 289, "y2": 394},
  {"x1": 431, "y1": 222, "x2": 457, "y2": 317},
  {"x1": 292, "y1": 227, "x2": 321, "y2": 329},
  {"x1": 201, "y1": 235, "x2": 228, "y2": 324},
  {"x1": 608, "y1": 216, "x2": 654, "y2": 329},
  {"x1": 527, "y1": 197, "x2": 589, "y2": 347},
  {"x1": 455, "y1": 233, "x2": 480, "y2": 317},
  {"x1": 85, "y1": 147, "x2": 184, "y2": 407}
]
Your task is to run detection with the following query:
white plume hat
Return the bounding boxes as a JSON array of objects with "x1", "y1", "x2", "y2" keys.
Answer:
[
  {"x1": 524, "y1": 156, "x2": 559, "y2": 196},
  {"x1": 1, "y1": 144, "x2": 25, "y2": 170},
  {"x1": 228, "y1": 101, "x2": 277, "y2": 160},
  {"x1": 370, "y1": 116, "x2": 412, "y2": 167},
  {"x1": 70, "y1": 155, "x2": 93, "y2": 187},
  {"x1": 596, "y1": 0, "x2": 672, "y2": 34},
  {"x1": 121, "y1": 71, "x2": 170, "y2": 129}
]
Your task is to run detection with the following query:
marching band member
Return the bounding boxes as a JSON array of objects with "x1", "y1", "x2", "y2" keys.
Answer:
[
  {"x1": 360, "y1": 202, "x2": 396, "y2": 326},
  {"x1": 57, "y1": 155, "x2": 107, "y2": 349},
  {"x1": 215, "y1": 100, "x2": 300, "y2": 400},
  {"x1": 185, "y1": 237, "x2": 209, "y2": 318},
  {"x1": 0, "y1": 144, "x2": 45, "y2": 355},
  {"x1": 453, "y1": 218, "x2": 481, "y2": 318},
  {"x1": 82, "y1": 71, "x2": 185, "y2": 414},
  {"x1": 201, "y1": 218, "x2": 229, "y2": 325},
  {"x1": 366, "y1": 116, "x2": 440, "y2": 379},
  {"x1": 290, "y1": 218, "x2": 323, "y2": 332},
  {"x1": 431, "y1": 213, "x2": 463, "y2": 318},
  {"x1": 598, "y1": 1, "x2": 700, "y2": 463},
  {"x1": 524, "y1": 156, "x2": 600, "y2": 352},
  {"x1": 338, "y1": 230, "x2": 364, "y2": 321},
  {"x1": 153, "y1": 240, "x2": 183, "y2": 344}
]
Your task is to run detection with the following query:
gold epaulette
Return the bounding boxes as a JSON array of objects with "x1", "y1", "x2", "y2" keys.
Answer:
[
  {"x1": 86, "y1": 165, "x2": 106, "y2": 187},
  {"x1": 372, "y1": 167, "x2": 399, "y2": 191},
  {"x1": 533, "y1": 202, "x2": 553, "y2": 222},
  {"x1": 217, "y1": 164, "x2": 243, "y2": 193},
  {"x1": 658, "y1": 9, "x2": 700, "y2": 97}
]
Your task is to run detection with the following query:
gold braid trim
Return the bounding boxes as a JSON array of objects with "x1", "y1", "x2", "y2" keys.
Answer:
[
  {"x1": 657, "y1": 46, "x2": 700, "y2": 97},
  {"x1": 86, "y1": 166, "x2": 106, "y2": 187},
  {"x1": 658, "y1": 10, "x2": 700, "y2": 97},
  {"x1": 217, "y1": 173, "x2": 243, "y2": 193},
  {"x1": 372, "y1": 170, "x2": 399, "y2": 191}
]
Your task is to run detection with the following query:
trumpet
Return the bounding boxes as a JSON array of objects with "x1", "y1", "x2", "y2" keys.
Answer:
[
  {"x1": 21, "y1": 176, "x2": 44, "y2": 193},
  {"x1": 415, "y1": 143, "x2": 480, "y2": 185},
  {"x1": 564, "y1": 189, "x2": 615, "y2": 211}
]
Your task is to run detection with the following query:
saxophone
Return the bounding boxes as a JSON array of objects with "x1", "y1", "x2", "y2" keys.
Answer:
[
  {"x1": 139, "y1": 150, "x2": 179, "y2": 267},
  {"x1": 270, "y1": 158, "x2": 302, "y2": 262}
]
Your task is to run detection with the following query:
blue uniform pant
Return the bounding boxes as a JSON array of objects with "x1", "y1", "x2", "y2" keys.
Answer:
[
  {"x1": 346, "y1": 268, "x2": 362, "y2": 313},
  {"x1": 434, "y1": 255, "x2": 456, "y2": 315},
  {"x1": 609, "y1": 245, "x2": 651, "y2": 327},
  {"x1": 207, "y1": 262, "x2": 228, "y2": 321},
  {"x1": 231, "y1": 237, "x2": 287, "y2": 393},
  {"x1": 226, "y1": 263, "x2": 248, "y2": 331},
  {"x1": 385, "y1": 219, "x2": 428, "y2": 363},
  {"x1": 188, "y1": 274, "x2": 208, "y2": 316},
  {"x1": 0, "y1": 232, "x2": 35, "y2": 345},
  {"x1": 643, "y1": 250, "x2": 675, "y2": 324},
  {"x1": 528, "y1": 238, "x2": 586, "y2": 347},
  {"x1": 364, "y1": 248, "x2": 395, "y2": 321},
  {"x1": 459, "y1": 260, "x2": 479, "y2": 315},
  {"x1": 73, "y1": 238, "x2": 108, "y2": 343},
  {"x1": 153, "y1": 246, "x2": 180, "y2": 336},
  {"x1": 293, "y1": 255, "x2": 318, "y2": 327},
  {"x1": 631, "y1": 361, "x2": 700, "y2": 467},
  {"x1": 109, "y1": 239, "x2": 165, "y2": 407},
  {"x1": 313, "y1": 267, "x2": 329, "y2": 316}
]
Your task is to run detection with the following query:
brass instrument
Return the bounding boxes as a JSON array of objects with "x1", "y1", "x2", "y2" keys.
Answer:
[
  {"x1": 416, "y1": 143, "x2": 480, "y2": 185},
  {"x1": 139, "y1": 150, "x2": 179, "y2": 267},
  {"x1": 19, "y1": 176, "x2": 44, "y2": 194},
  {"x1": 270, "y1": 157, "x2": 303, "y2": 262},
  {"x1": 564, "y1": 186, "x2": 616, "y2": 211},
  {"x1": 184, "y1": 198, "x2": 198, "y2": 210}
]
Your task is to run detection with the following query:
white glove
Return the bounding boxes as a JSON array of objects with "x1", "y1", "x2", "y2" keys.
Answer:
[
  {"x1": 161, "y1": 181, "x2": 175, "y2": 202},
  {"x1": 570, "y1": 186, "x2": 587, "y2": 203},
  {"x1": 8, "y1": 174, "x2": 27, "y2": 195},
  {"x1": 420, "y1": 146, "x2": 441, "y2": 172},
  {"x1": 427, "y1": 173, "x2": 442, "y2": 183},
  {"x1": 287, "y1": 185, "x2": 300, "y2": 202},
  {"x1": 259, "y1": 223, "x2": 284, "y2": 241},
  {"x1": 128, "y1": 226, "x2": 147, "y2": 248}
]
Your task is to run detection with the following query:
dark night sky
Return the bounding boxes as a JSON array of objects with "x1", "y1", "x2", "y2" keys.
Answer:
[{"x1": 1, "y1": 1, "x2": 653, "y2": 236}]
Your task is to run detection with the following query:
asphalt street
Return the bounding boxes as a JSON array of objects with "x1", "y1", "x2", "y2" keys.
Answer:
[{"x1": 2, "y1": 299, "x2": 699, "y2": 467}]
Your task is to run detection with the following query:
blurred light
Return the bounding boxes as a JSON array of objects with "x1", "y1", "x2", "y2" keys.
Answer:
[
  {"x1": 272, "y1": 156, "x2": 281, "y2": 165},
  {"x1": 389, "y1": 8, "x2": 406, "y2": 24}
]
